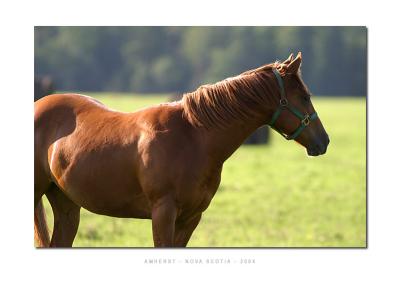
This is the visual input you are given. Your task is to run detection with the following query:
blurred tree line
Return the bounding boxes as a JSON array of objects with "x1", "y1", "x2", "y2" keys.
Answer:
[{"x1": 35, "y1": 26, "x2": 366, "y2": 96}]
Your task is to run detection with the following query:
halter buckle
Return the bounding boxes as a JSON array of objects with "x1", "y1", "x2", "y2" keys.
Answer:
[
  {"x1": 302, "y1": 114, "x2": 310, "y2": 126},
  {"x1": 279, "y1": 98, "x2": 288, "y2": 106}
]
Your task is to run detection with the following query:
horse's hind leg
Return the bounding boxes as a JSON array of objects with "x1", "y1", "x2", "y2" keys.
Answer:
[{"x1": 45, "y1": 186, "x2": 81, "y2": 247}]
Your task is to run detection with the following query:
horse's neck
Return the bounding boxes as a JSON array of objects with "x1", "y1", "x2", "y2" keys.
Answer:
[
  {"x1": 187, "y1": 80, "x2": 278, "y2": 163},
  {"x1": 204, "y1": 114, "x2": 269, "y2": 163}
]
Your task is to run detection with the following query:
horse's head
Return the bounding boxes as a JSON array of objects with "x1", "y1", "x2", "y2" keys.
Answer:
[{"x1": 268, "y1": 52, "x2": 329, "y2": 156}]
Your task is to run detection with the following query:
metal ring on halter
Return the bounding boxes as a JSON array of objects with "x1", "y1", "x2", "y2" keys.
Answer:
[
  {"x1": 301, "y1": 114, "x2": 310, "y2": 126},
  {"x1": 279, "y1": 98, "x2": 288, "y2": 106}
]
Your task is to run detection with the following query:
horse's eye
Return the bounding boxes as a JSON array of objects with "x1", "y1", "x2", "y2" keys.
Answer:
[{"x1": 303, "y1": 96, "x2": 311, "y2": 103}]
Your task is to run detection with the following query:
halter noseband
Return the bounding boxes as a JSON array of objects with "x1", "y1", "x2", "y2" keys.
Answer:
[{"x1": 269, "y1": 69, "x2": 318, "y2": 140}]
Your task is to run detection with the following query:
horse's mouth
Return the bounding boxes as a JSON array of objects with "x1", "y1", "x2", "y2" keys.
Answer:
[
  {"x1": 306, "y1": 135, "x2": 330, "y2": 157},
  {"x1": 306, "y1": 145, "x2": 327, "y2": 156}
]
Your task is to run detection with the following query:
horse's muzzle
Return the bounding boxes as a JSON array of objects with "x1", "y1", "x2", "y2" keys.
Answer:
[{"x1": 307, "y1": 134, "x2": 330, "y2": 156}]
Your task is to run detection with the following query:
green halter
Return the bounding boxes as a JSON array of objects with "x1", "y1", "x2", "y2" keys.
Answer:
[{"x1": 269, "y1": 69, "x2": 318, "y2": 140}]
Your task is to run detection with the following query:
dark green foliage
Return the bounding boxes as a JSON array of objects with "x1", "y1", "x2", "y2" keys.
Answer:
[{"x1": 35, "y1": 27, "x2": 366, "y2": 96}]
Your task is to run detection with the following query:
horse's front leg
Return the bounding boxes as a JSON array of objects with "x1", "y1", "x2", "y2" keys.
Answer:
[
  {"x1": 151, "y1": 195, "x2": 177, "y2": 247},
  {"x1": 174, "y1": 213, "x2": 202, "y2": 247}
]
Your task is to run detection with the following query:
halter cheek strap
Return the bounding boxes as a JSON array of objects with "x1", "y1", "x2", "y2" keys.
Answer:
[{"x1": 269, "y1": 69, "x2": 318, "y2": 140}]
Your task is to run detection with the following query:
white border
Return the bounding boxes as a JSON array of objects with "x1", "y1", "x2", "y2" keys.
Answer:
[{"x1": 1, "y1": 0, "x2": 400, "y2": 283}]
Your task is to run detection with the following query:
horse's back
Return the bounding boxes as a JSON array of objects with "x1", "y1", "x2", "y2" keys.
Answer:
[{"x1": 34, "y1": 93, "x2": 106, "y2": 121}]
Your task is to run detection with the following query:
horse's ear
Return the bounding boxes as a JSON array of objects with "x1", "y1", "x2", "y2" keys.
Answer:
[
  {"x1": 287, "y1": 52, "x2": 302, "y2": 74},
  {"x1": 283, "y1": 53, "x2": 294, "y2": 64}
]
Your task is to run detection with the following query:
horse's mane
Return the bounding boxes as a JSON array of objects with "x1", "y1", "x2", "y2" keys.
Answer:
[{"x1": 182, "y1": 62, "x2": 284, "y2": 129}]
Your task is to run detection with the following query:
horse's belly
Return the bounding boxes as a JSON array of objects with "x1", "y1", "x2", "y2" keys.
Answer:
[
  {"x1": 63, "y1": 182, "x2": 152, "y2": 219},
  {"x1": 81, "y1": 191, "x2": 152, "y2": 219},
  {"x1": 56, "y1": 166, "x2": 152, "y2": 219}
]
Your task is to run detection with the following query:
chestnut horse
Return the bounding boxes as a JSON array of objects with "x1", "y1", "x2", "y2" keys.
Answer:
[{"x1": 34, "y1": 52, "x2": 329, "y2": 247}]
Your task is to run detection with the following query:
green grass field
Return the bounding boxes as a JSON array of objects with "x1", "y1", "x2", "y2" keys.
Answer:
[{"x1": 42, "y1": 93, "x2": 366, "y2": 247}]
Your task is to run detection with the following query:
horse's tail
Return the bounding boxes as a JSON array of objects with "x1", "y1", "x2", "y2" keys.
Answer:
[{"x1": 34, "y1": 198, "x2": 50, "y2": 247}]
